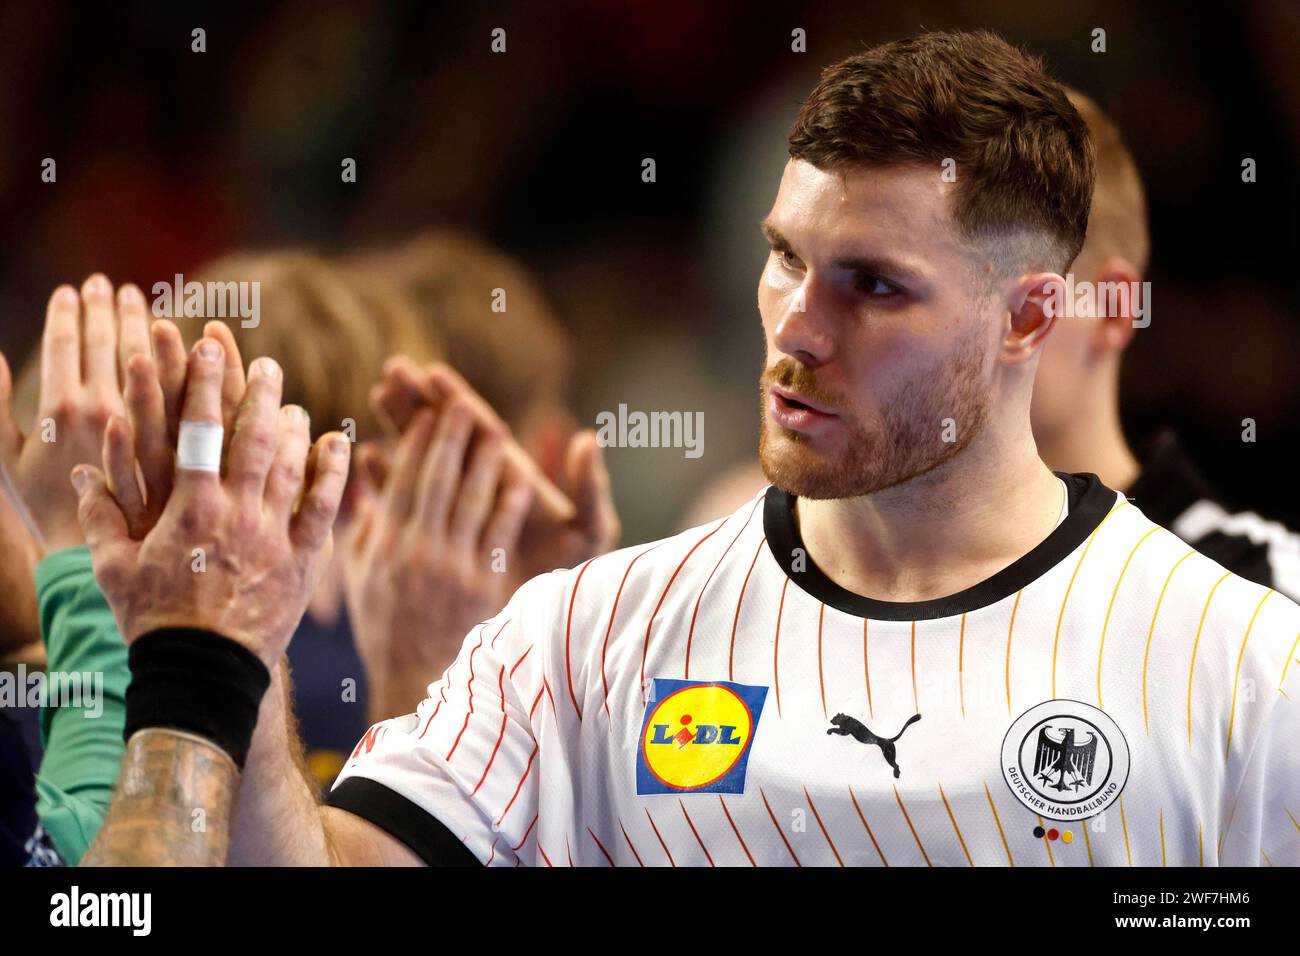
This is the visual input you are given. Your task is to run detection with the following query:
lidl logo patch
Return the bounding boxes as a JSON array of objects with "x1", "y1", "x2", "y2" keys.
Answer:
[{"x1": 636, "y1": 678, "x2": 768, "y2": 795}]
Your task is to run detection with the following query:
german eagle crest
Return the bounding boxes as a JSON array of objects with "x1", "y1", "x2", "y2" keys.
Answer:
[
  {"x1": 1031, "y1": 724, "x2": 1098, "y2": 792},
  {"x1": 1001, "y1": 699, "x2": 1130, "y2": 821}
]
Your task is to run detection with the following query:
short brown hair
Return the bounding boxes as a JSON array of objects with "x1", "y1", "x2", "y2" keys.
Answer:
[
  {"x1": 1065, "y1": 88, "x2": 1149, "y2": 274},
  {"x1": 788, "y1": 30, "x2": 1095, "y2": 275}
]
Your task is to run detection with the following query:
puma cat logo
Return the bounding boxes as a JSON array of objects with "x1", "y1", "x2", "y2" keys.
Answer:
[{"x1": 827, "y1": 713, "x2": 922, "y2": 778}]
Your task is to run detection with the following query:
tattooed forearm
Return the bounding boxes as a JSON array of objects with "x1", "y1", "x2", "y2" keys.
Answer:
[{"x1": 81, "y1": 729, "x2": 239, "y2": 866}]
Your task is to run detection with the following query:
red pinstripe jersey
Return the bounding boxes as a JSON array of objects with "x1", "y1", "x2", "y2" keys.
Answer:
[{"x1": 329, "y1": 473, "x2": 1300, "y2": 866}]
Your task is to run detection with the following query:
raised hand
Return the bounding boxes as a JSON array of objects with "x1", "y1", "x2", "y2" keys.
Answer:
[
  {"x1": 0, "y1": 276, "x2": 154, "y2": 551},
  {"x1": 345, "y1": 395, "x2": 533, "y2": 720},
  {"x1": 116, "y1": 317, "x2": 247, "y2": 537},
  {"x1": 371, "y1": 358, "x2": 619, "y2": 583},
  {"x1": 71, "y1": 337, "x2": 350, "y2": 669},
  {"x1": 371, "y1": 357, "x2": 574, "y2": 521}
]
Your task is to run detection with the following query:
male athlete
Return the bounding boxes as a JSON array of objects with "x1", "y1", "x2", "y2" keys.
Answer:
[
  {"x1": 80, "y1": 30, "x2": 1299, "y2": 866},
  {"x1": 683, "y1": 88, "x2": 1300, "y2": 602}
]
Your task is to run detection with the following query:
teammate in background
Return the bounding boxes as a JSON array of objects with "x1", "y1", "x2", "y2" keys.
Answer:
[
  {"x1": 682, "y1": 90, "x2": 1300, "y2": 603},
  {"x1": 79, "y1": 31, "x2": 1300, "y2": 867},
  {"x1": 1031, "y1": 89, "x2": 1300, "y2": 599}
]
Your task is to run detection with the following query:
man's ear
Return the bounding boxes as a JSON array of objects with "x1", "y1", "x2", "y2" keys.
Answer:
[
  {"x1": 1003, "y1": 272, "x2": 1063, "y2": 364},
  {"x1": 1089, "y1": 256, "x2": 1143, "y2": 355}
]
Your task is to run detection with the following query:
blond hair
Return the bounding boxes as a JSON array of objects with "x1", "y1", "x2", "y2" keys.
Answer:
[
  {"x1": 1065, "y1": 88, "x2": 1150, "y2": 274},
  {"x1": 175, "y1": 250, "x2": 440, "y2": 440},
  {"x1": 350, "y1": 231, "x2": 571, "y2": 432}
]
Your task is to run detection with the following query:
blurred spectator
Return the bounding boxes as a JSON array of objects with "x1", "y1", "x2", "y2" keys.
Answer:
[{"x1": 349, "y1": 230, "x2": 577, "y2": 479}]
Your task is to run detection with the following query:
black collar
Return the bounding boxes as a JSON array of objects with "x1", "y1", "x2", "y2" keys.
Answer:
[
  {"x1": 1124, "y1": 430, "x2": 1217, "y2": 528},
  {"x1": 763, "y1": 472, "x2": 1117, "y2": 621}
]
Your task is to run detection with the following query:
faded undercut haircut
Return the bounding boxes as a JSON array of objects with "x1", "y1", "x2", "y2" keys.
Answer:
[{"x1": 788, "y1": 30, "x2": 1095, "y2": 282}]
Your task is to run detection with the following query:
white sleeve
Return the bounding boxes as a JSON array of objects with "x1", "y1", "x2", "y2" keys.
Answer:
[
  {"x1": 1219, "y1": 636, "x2": 1300, "y2": 866},
  {"x1": 326, "y1": 575, "x2": 558, "y2": 866}
]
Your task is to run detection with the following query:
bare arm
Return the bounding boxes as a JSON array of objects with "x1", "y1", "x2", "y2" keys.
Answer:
[
  {"x1": 227, "y1": 662, "x2": 332, "y2": 865},
  {"x1": 228, "y1": 661, "x2": 422, "y2": 866},
  {"x1": 322, "y1": 806, "x2": 423, "y2": 866},
  {"x1": 82, "y1": 670, "x2": 420, "y2": 867}
]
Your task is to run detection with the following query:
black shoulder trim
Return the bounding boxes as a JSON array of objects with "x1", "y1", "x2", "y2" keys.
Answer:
[
  {"x1": 763, "y1": 472, "x2": 1117, "y2": 621},
  {"x1": 326, "y1": 777, "x2": 483, "y2": 867}
]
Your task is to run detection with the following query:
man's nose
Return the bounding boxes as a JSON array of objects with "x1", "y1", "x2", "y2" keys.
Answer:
[{"x1": 772, "y1": 277, "x2": 834, "y2": 367}]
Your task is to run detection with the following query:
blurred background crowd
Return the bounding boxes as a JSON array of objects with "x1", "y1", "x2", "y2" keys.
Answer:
[
  {"x1": 0, "y1": 0, "x2": 1297, "y2": 811},
  {"x1": 2, "y1": 0, "x2": 1297, "y2": 539}
]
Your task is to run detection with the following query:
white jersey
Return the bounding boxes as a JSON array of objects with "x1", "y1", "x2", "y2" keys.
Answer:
[{"x1": 329, "y1": 473, "x2": 1300, "y2": 866}]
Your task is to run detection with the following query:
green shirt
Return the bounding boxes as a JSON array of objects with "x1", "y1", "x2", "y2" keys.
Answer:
[{"x1": 34, "y1": 547, "x2": 128, "y2": 864}]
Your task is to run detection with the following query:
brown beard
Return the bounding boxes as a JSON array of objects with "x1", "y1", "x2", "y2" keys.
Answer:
[{"x1": 758, "y1": 332, "x2": 990, "y2": 499}]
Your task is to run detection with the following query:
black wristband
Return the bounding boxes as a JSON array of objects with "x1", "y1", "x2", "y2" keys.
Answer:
[{"x1": 124, "y1": 628, "x2": 271, "y2": 769}]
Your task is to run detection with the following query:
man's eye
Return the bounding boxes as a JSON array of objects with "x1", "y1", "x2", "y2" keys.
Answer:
[
  {"x1": 857, "y1": 274, "x2": 899, "y2": 297},
  {"x1": 777, "y1": 249, "x2": 801, "y2": 270}
]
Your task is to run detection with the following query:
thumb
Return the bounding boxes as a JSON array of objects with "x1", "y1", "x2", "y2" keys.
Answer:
[
  {"x1": 565, "y1": 430, "x2": 620, "y2": 553},
  {"x1": 72, "y1": 465, "x2": 130, "y2": 553}
]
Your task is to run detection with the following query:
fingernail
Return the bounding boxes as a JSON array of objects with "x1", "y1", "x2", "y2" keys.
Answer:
[
  {"x1": 330, "y1": 438, "x2": 350, "y2": 456},
  {"x1": 119, "y1": 285, "x2": 142, "y2": 305},
  {"x1": 70, "y1": 468, "x2": 89, "y2": 494},
  {"x1": 85, "y1": 274, "x2": 110, "y2": 296},
  {"x1": 197, "y1": 339, "x2": 221, "y2": 361},
  {"x1": 252, "y1": 357, "x2": 280, "y2": 379},
  {"x1": 54, "y1": 286, "x2": 77, "y2": 307}
]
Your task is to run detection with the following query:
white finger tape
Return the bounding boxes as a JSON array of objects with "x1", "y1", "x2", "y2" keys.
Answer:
[{"x1": 176, "y1": 420, "x2": 224, "y2": 473}]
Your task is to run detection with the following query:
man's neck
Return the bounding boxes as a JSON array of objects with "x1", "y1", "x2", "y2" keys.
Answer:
[{"x1": 794, "y1": 431, "x2": 1065, "y2": 604}]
